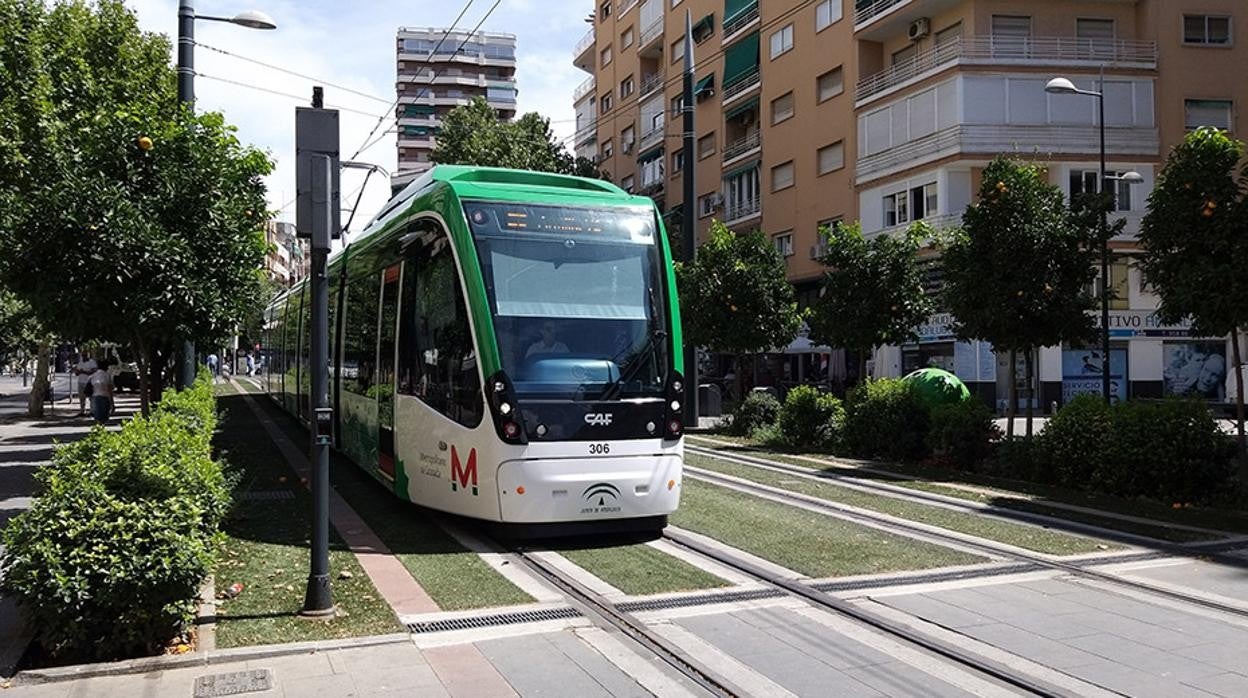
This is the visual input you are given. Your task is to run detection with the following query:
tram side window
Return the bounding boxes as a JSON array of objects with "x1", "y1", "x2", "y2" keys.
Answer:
[
  {"x1": 342, "y1": 262, "x2": 380, "y2": 395},
  {"x1": 399, "y1": 223, "x2": 483, "y2": 428},
  {"x1": 282, "y1": 296, "x2": 299, "y2": 388},
  {"x1": 328, "y1": 283, "x2": 340, "y2": 383}
]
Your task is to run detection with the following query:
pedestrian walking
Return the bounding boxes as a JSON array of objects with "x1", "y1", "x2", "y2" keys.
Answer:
[
  {"x1": 246, "y1": 351, "x2": 255, "y2": 377},
  {"x1": 88, "y1": 360, "x2": 115, "y2": 425},
  {"x1": 207, "y1": 352, "x2": 219, "y2": 377},
  {"x1": 73, "y1": 352, "x2": 98, "y2": 416}
]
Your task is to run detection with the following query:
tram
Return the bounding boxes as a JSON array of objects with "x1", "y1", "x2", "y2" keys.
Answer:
[{"x1": 263, "y1": 166, "x2": 684, "y2": 532}]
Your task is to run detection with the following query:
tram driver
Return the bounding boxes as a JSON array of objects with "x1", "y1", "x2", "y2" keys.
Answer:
[{"x1": 525, "y1": 320, "x2": 570, "y2": 359}]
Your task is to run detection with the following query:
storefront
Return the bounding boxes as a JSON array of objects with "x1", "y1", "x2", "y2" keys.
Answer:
[{"x1": 898, "y1": 312, "x2": 1000, "y2": 407}]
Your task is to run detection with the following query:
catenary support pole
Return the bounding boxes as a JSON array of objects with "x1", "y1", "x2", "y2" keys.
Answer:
[
  {"x1": 1098, "y1": 65, "x2": 1111, "y2": 405},
  {"x1": 681, "y1": 10, "x2": 698, "y2": 428},
  {"x1": 177, "y1": 0, "x2": 197, "y2": 388}
]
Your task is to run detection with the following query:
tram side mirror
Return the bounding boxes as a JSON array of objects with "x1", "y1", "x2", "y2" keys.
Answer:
[{"x1": 314, "y1": 407, "x2": 333, "y2": 444}]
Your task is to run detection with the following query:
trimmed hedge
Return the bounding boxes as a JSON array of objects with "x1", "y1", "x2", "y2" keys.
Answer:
[
  {"x1": 0, "y1": 373, "x2": 229, "y2": 660},
  {"x1": 776, "y1": 385, "x2": 844, "y2": 450},
  {"x1": 928, "y1": 399, "x2": 999, "y2": 469},
  {"x1": 844, "y1": 379, "x2": 930, "y2": 461},
  {"x1": 729, "y1": 391, "x2": 780, "y2": 436}
]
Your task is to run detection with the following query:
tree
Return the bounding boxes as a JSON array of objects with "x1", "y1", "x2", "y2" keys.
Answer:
[
  {"x1": 676, "y1": 221, "x2": 802, "y2": 399},
  {"x1": 1139, "y1": 127, "x2": 1248, "y2": 482},
  {"x1": 0, "y1": 0, "x2": 272, "y2": 414},
  {"x1": 941, "y1": 157, "x2": 1100, "y2": 437},
  {"x1": 432, "y1": 97, "x2": 607, "y2": 178},
  {"x1": 807, "y1": 221, "x2": 933, "y2": 380}
]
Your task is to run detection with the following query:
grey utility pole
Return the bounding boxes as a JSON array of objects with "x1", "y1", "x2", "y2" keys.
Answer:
[
  {"x1": 681, "y1": 10, "x2": 698, "y2": 428},
  {"x1": 174, "y1": 1, "x2": 275, "y2": 389},
  {"x1": 295, "y1": 87, "x2": 340, "y2": 617}
]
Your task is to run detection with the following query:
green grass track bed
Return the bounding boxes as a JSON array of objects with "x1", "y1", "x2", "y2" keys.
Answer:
[{"x1": 557, "y1": 543, "x2": 729, "y2": 596}]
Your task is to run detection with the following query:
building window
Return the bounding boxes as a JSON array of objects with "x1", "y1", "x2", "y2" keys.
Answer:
[
  {"x1": 600, "y1": 45, "x2": 612, "y2": 67},
  {"x1": 620, "y1": 75, "x2": 635, "y2": 98},
  {"x1": 910, "y1": 182, "x2": 938, "y2": 219},
  {"x1": 817, "y1": 141, "x2": 844, "y2": 175},
  {"x1": 641, "y1": 156, "x2": 664, "y2": 187},
  {"x1": 771, "y1": 161, "x2": 794, "y2": 191},
  {"x1": 671, "y1": 150, "x2": 684, "y2": 174},
  {"x1": 771, "y1": 91, "x2": 794, "y2": 124},
  {"x1": 769, "y1": 24, "x2": 794, "y2": 59},
  {"x1": 892, "y1": 44, "x2": 917, "y2": 66},
  {"x1": 1184, "y1": 15, "x2": 1232, "y2": 45},
  {"x1": 621, "y1": 174, "x2": 635, "y2": 192},
  {"x1": 600, "y1": 1, "x2": 611, "y2": 19},
  {"x1": 671, "y1": 37, "x2": 684, "y2": 64},
  {"x1": 815, "y1": 0, "x2": 841, "y2": 32},
  {"x1": 724, "y1": 166, "x2": 760, "y2": 219},
  {"x1": 1070, "y1": 170, "x2": 1133, "y2": 211},
  {"x1": 692, "y1": 14, "x2": 714, "y2": 43},
  {"x1": 622, "y1": 125, "x2": 635, "y2": 152},
  {"x1": 1185, "y1": 99, "x2": 1232, "y2": 130},
  {"x1": 773, "y1": 231, "x2": 794, "y2": 257},
  {"x1": 698, "y1": 192, "x2": 717, "y2": 218},
  {"x1": 935, "y1": 22, "x2": 962, "y2": 49},
  {"x1": 817, "y1": 67, "x2": 843, "y2": 102},
  {"x1": 698, "y1": 132, "x2": 716, "y2": 159},
  {"x1": 1076, "y1": 18, "x2": 1114, "y2": 39},
  {"x1": 991, "y1": 14, "x2": 1031, "y2": 56},
  {"x1": 884, "y1": 190, "x2": 910, "y2": 227},
  {"x1": 602, "y1": 138, "x2": 613, "y2": 159},
  {"x1": 601, "y1": 93, "x2": 612, "y2": 112},
  {"x1": 671, "y1": 94, "x2": 685, "y2": 117},
  {"x1": 622, "y1": 26, "x2": 634, "y2": 49}
]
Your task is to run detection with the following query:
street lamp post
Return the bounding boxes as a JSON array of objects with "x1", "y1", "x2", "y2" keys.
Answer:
[
  {"x1": 1045, "y1": 71, "x2": 1143, "y2": 405},
  {"x1": 176, "y1": 1, "x2": 276, "y2": 388}
]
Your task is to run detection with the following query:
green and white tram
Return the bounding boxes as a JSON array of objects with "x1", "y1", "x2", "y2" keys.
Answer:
[{"x1": 263, "y1": 166, "x2": 685, "y2": 532}]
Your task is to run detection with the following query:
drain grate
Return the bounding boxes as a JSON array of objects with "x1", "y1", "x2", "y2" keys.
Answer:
[
  {"x1": 237, "y1": 490, "x2": 296, "y2": 501},
  {"x1": 193, "y1": 669, "x2": 273, "y2": 697},
  {"x1": 814, "y1": 563, "x2": 1041, "y2": 593},
  {"x1": 618, "y1": 587, "x2": 783, "y2": 613},
  {"x1": 407, "y1": 606, "x2": 582, "y2": 634}
]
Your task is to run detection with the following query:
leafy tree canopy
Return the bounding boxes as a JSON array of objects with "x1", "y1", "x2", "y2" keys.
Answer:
[
  {"x1": 432, "y1": 97, "x2": 605, "y2": 178},
  {"x1": 807, "y1": 221, "x2": 933, "y2": 355},
  {"x1": 676, "y1": 221, "x2": 802, "y2": 355}
]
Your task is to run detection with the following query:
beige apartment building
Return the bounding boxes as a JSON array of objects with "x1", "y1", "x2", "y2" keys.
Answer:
[
  {"x1": 573, "y1": 0, "x2": 1246, "y2": 410},
  {"x1": 394, "y1": 27, "x2": 518, "y2": 189}
]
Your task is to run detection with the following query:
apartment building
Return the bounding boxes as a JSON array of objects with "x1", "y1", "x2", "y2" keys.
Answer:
[
  {"x1": 264, "y1": 221, "x2": 307, "y2": 287},
  {"x1": 395, "y1": 27, "x2": 518, "y2": 188},
  {"x1": 573, "y1": 0, "x2": 1246, "y2": 409}
]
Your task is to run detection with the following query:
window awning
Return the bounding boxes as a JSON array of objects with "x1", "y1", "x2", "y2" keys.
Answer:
[
  {"x1": 724, "y1": 96, "x2": 759, "y2": 121},
  {"x1": 722, "y1": 159, "x2": 759, "y2": 181},
  {"x1": 725, "y1": 0, "x2": 757, "y2": 25},
  {"x1": 694, "y1": 73, "x2": 715, "y2": 97},
  {"x1": 638, "y1": 144, "x2": 664, "y2": 163},
  {"x1": 723, "y1": 32, "x2": 759, "y2": 88}
]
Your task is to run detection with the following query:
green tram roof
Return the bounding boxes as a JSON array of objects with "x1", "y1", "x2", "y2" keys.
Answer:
[{"x1": 271, "y1": 165, "x2": 659, "y2": 305}]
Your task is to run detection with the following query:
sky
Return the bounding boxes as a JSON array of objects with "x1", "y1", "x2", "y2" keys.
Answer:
[{"x1": 127, "y1": 0, "x2": 591, "y2": 231}]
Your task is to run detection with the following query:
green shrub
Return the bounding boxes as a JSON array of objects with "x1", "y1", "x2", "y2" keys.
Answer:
[
  {"x1": 730, "y1": 391, "x2": 781, "y2": 436},
  {"x1": 844, "y1": 379, "x2": 930, "y2": 461},
  {"x1": 927, "y1": 399, "x2": 999, "y2": 469},
  {"x1": 1038, "y1": 394, "x2": 1111, "y2": 488},
  {"x1": 777, "y1": 385, "x2": 844, "y2": 449},
  {"x1": 990, "y1": 436, "x2": 1050, "y2": 483},
  {"x1": 1103, "y1": 398, "x2": 1230, "y2": 503},
  {"x1": 0, "y1": 375, "x2": 227, "y2": 660},
  {"x1": 750, "y1": 422, "x2": 787, "y2": 448}
]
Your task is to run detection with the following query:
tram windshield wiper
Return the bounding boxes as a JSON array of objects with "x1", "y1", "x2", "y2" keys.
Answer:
[{"x1": 600, "y1": 328, "x2": 668, "y2": 402}]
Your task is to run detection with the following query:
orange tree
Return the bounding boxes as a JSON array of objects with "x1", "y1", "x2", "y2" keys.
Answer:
[{"x1": 1139, "y1": 127, "x2": 1248, "y2": 483}]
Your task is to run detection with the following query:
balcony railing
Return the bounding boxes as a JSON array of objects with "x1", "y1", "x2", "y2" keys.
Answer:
[
  {"x1": 856, "y1": 35, "x2": 1157, "y2": 104},
  {"x1": 639, "y1": 72, "x2": 664, "y2": 98},
  {"x1": 723, "y1": 4, "x2": 759, "y2": 40},
  {"x1": 574, "y1": 75, "x2": 596, "y2": 102},
  {"x1": 866, "y1": 213, "x2": 961, "y2": 240},
  {"x1": 616, "y1": 0, "x2": 638, "y2": 15},
  {"x1": 722, "y1": 130, "x2": 760, "y2": 162},
  {"x1": 640, "y1": 16, "x2": 664, "y2": 47},
  {"x1": 854, "y1": 0, "x2": 907, "y2": 26},
  {"x1": 640, "y1": 123, "x2": 665, "y2": 151},
  {"x1": 724, "y1": 195, "x2": 761, "y2": 223},
  {"x1": 722, "y1": 67, "x2": 760, "y2": 103},
  {"x1": 574, "y1": 124, "x2": 597, "y2": 146},
  {"x1": 574, "y1": 27, "x2": 595, "y2": 61}
]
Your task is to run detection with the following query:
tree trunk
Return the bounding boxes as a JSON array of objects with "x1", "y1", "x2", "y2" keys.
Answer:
[
  {"x1": 137, "y1": 337, "x2": 152, "y2": 417},
  {"x1": 859, "y1": 349, "x2": 869, "y2": 386},
  {"x1": 1024, "y1": 350, "x2": 1035, "y2": 439},
  {"x1": 734, "y1": 353, "x2": 744, "y2": 407},
  {"x1": 26, "y1": 339, "x2": 50, "y2": 418},
  {"x1": 1006, "y1": 349, "x2": 1017, "y2": 439},
  {"x1": 1231, "y1": 327, "x2": 1247, "y2": 492}
]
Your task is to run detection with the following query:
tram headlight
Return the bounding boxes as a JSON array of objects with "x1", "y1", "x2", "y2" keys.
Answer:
[
  {"x1": 672, "y1": 380, "x2": 682, "y2": 392},
  {"x1": 499, "y1": 402, "x2": 512, "y2": 415},
  {"x1": 670, "y1": 400, "x2": 680, "y2": 412}
]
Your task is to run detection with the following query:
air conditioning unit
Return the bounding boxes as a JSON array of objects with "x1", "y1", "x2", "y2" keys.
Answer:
[{"x1": 908, "y1": 18, "x2": 930, "y2": 41}]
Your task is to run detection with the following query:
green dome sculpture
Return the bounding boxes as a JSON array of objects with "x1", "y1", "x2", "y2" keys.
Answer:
[{"x1": 903, "y1": 367, "x2": 971, "y2": 407}]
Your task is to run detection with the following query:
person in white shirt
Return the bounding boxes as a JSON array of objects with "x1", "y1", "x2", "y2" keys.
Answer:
[
  {"x1": 89, "y1": 360, "x2": 115, "y2": 425},
  {"x1": 73, "y1": 353, "x2": 99, "y2": 416},
  {"x1": 525, "y1": 321, "x2": 570, "y2": 359}
]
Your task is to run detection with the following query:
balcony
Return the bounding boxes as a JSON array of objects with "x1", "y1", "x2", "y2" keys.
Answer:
[
  {"x1": 639, "y1": 72, "x2": 664, "y2": 99},
  {"x1": 573, "y1": 27, "x2": 595, "y2": 72},
  {"x1": 856, "y1": 124, "x2": 1160, "y2": 184},
  {"x1": 722, "y1": 67, "x2": 760, "y2": 104},
  {"x1": 574, "y1": 75, "x2": 596, "y2": 103},
  {"x1": 857, "y1": 36, "x2": 1157, "y2": 106},
  {"x1": 723, "y1": 195, "x2": 761, "y2": 225},
  {"x1": 722, "y1": 130, "x2": 760, "y2": 164},
  {"x1": 616, "y1": 0, "x2": 638, "y2": 16},
  {"x1": 865, "y1": 213, "x2": 961, "y2": 241},
  {"x1": 723, "y1": 4, "x2": 760, "y2": 43},
  {"x1": 854, "y1": 0, "x2": 906, "y2": 26},
  {"x1": 640, "y1": 17, "x2": 664, "y2": 52},
  {"x1": 853, "y1": 0, "x2": 960, "y2": 40},
  {"x1": 639, "y1": 122, "x2": 665, "y2": 152},
  {"x1": 574, "y1": 125, "x2": 597, "y2": 147}
]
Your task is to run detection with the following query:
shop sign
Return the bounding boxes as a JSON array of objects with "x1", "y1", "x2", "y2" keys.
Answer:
[
  {"x1": 1061, "y1": 348, "x2": 1127, "y2": 403},
  {"x1": 1091, "y1": 311, "x2": 1195, "y2": 338},
  {"x1": 915, "y1": 312, "x2": 956, "y2": 343}
]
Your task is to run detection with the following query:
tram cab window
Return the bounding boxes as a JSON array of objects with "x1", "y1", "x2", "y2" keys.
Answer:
[{"x1": 399, "y1": 220, "x2": 483, "y2": 428}]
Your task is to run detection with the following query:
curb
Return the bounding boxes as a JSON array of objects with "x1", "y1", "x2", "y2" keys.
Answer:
[{"x1": 14, "y1": 632, "x2": 414, "y2": 685}]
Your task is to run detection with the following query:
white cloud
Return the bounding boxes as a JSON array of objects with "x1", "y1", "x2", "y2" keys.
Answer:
[{"x1": 126, "y1": 0, "x2": 589, "y2": 231}]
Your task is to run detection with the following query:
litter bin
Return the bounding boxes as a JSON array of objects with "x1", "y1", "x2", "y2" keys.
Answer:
[{"x1": 698, "y1": 383, "x2": 722, "y2": 417}]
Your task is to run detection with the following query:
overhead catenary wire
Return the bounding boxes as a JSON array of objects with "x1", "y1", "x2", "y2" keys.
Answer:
[
  {"x1": 194, "y1": 42, "x2": 393, "y2": 105},
  {"x1": 196, "y1": 72, "x2": 388, "y2": 119}
]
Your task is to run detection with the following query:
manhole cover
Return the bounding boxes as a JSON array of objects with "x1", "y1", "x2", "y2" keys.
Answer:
[{"x1": 193, "y1": 669, "x2": 273, "y2": 697}]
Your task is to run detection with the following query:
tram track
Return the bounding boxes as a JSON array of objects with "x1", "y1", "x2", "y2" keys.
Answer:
[{"x1": 683, "y1": 444, "x2": 1248, "y2": 622}]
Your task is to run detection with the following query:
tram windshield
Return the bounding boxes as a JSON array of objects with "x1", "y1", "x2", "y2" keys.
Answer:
[{"x1": 465, "y1": 201, "x2": 669, "y2": 400}]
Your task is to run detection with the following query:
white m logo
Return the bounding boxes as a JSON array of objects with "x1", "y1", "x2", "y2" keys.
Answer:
[{"x1": 584, "y1": 413, "x2": 614, "y2": 426}]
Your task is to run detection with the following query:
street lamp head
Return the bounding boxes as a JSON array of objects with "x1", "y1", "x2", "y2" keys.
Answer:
[
  {"x1": 1119, "y1": 171, "x2": 1144, "y2": 184},
  {"x1": 229, "y1": 10, "x2": 277, "y2": 29},
  {"x1": 1044, "y1": 77, "x2": 1079, "y2": 95}
]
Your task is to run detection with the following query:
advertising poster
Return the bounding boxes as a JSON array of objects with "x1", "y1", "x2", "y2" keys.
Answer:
[
  {"x1": 1062, "y1": 348, "x2": 1127, "y2": 403},
  {"x1": 1163, "y1": 341, "x2": 1227, "y2": 401}
]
